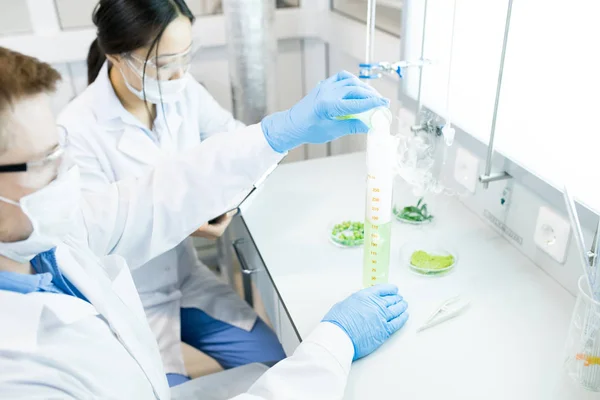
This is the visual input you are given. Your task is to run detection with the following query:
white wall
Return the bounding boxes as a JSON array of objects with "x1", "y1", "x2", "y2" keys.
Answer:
[
  {"x1": 332, "y1": 0, "x2": 402, "y2": 36},
  {"x1": 401, "y1": 0, "x2": 600, "y2": 214},
  {"x1": 403, "y1": 0, "x2": 508, "y2": 145},
  {"x1": 302, "y1": 39, "x2": 329, "y2": 159},
  {"x1": 53, "y1": 0, "x2": 223, "y2": 29},
  {"x1": 494, "y1": 0, "x2": 600, "y2": 213},
  {"x1": 0, "y1": 0, "x2": 32, "y2": 35}
]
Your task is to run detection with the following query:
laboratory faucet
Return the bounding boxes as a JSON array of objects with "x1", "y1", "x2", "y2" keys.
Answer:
[
  {"x1": 410, "y1": 110, "x2": 442, "y2": 137},
  {"x1": 358, "y1": 58, "x2": 439, "y2": 138}
]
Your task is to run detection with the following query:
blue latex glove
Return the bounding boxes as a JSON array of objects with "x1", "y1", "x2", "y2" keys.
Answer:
[
  {"x1": 322, "y1": 284, "x2": 409, "y2": 360},
  {"x1": 261, "y1": 70, "x2": 390, "y2": 153}
]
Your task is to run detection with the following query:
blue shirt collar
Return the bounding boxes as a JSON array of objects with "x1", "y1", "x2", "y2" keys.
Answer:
[
  {"x1": 0, "y1": 270, "x2": 57, "y2": 294},
  {"x1": 0, "y1": 248, "x2": 87, "y2": 302}
]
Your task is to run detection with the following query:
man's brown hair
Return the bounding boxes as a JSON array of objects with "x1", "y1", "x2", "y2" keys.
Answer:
[
  {"x1": 0, "y1": 47, "x2": 61, "y2": 152},
  {"x1": 0, "y1": 47, "x2": 61, "y2": 113}
]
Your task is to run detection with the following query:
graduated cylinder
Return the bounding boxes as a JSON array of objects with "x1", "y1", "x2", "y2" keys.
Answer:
[{"x1": 361, "y1": 107, "x2": 394, "y2": 287}]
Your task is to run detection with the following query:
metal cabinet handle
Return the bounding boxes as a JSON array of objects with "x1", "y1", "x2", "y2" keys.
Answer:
[{"x1": 232, "y1": 239, "x2": 262, "y2": 275}]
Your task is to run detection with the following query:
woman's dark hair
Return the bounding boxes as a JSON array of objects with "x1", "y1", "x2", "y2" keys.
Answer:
[{"x1": 87, "y1": 0, "x2": 194, "y2": 85}]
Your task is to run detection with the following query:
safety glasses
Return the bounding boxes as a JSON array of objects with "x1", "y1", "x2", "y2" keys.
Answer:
[
  {"x1": 0, "y1": 145, "x2": 64, "y2": 174},
  {"x1": 125, "y1": 45, "x2": 193, "y2": 80}
]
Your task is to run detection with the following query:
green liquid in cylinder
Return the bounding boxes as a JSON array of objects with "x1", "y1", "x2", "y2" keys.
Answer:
[
  {"x1": 362, "y1": 220, "x2": 392, "y2": 287},
  {"x1": 361, "y1": 106, "x2": 394, "y2": 288}
]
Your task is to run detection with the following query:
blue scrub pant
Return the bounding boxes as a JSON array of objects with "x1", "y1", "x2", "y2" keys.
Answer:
[{"x1": 166, "y1": 307, "x2": 286, "y2": 387}]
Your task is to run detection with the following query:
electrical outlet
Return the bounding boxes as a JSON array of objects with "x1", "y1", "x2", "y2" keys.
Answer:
[
  {"x1": 500, "y1": 186, "x2": 512, "y2": 208},
  {"x1": 534, "y1": 206, "x2": 571, "y2": 264},
  {"x1": 453, "y1": 147, "x2": 479, "y2": 194}
]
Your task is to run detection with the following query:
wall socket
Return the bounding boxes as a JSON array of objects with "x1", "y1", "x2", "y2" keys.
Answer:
[
  {"x1": 534, "y1": 206, "x2": 571, "y2": 264},
  {"x1": 453, "y1": 147, "x2": 480, "y2": 194}
]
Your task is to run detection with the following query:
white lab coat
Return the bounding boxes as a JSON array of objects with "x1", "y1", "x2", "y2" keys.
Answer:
[
  {"x1": 0, "y1": 126, "x2": 354, "y2": 399},
  {"x1": 58, "y1": 63, "x2": 257, "y2": 374}
]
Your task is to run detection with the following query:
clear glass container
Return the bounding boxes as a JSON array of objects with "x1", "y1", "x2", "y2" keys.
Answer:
[
  {"x1": 564, "y1": 275, "x2": 600, "y2": 391},
  {"x1": 361, "y1": 107, "x2": 394, "y2": 287},
  {"x1": 393, "y1": 176, "x2": 435, "y2": 226}
]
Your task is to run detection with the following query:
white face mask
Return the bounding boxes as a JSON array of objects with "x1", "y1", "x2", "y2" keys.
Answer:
[
  {"x1": 121, "y1": 60, "x2": 187, "y2": 104},
  {"x1": 0, "y1": 166, "x2": 81, "y2": 263}
]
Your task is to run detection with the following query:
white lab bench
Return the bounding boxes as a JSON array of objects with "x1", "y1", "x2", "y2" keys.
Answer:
[{"x1": 232, "y1": 152, "x2": 597, "y2": 400}]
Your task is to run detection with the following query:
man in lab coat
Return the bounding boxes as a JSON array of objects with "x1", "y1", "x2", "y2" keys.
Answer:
[{"x1": 0, "y1": 47, "x2": 409, "y2": 399}]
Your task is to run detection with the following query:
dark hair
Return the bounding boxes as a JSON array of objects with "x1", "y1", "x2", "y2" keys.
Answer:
[{"x1": 87, "y1": 0, "x2": 194, "y2": 85}]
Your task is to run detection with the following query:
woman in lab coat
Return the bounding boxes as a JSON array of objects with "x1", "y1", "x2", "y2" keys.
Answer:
[{"x1": 58, "y1": 0, "x2": 284, "y2": 385}]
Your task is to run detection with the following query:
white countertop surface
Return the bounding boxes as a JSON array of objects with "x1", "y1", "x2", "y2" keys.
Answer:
[{"x1": 241, "y1": 152, "x2": 596, "y2": 399}]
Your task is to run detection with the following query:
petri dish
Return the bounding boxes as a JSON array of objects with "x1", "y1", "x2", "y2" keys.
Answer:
[
  {"x1": 329, "y1": 220, "x2": 365, "y2": 248},
  {"x1": 400, "y1": 239, "x2": 458, "y2": 276},
  {"x1": 392, "y1": 181, "x2": 435, "y2": 226},
  {"x1": 393, "y1": 205, "x2": 434, "y2": 225}
]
